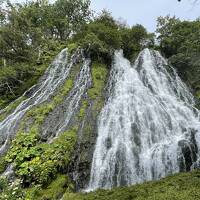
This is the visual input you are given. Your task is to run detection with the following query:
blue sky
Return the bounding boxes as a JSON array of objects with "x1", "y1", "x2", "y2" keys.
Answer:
[
  {"x1": 91, "y1": 0, "x2": 200, "y2": 32},
  {"x1": 12, "y1": 0, "x2": 200, "y2": 32}
]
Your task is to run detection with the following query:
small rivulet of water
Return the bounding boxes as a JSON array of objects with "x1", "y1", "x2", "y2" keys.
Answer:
[
  {"x1": 0, "y1": 48, "x2": 75, "y2": 155},
  {"x1": 87, "y1": 49, "x2": 200, "y2": 191},
  {"x1": 52, "y1": 58, "x2": 92, "y2": 139}
]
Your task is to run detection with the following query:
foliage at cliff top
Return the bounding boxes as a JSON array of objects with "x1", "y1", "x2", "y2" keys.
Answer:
[
  {"x1": 69, "y1": 10, "x2": 154, "y2": 64},
  {"x1": 0, "y1": 0, "x2": 91, "y2": 108},
  {"x1": 0, "y1": 0, "x2": 153, "y2": 108},
  {"x1": 156, "y1": 15, "x2": 200, "y2": 103}
]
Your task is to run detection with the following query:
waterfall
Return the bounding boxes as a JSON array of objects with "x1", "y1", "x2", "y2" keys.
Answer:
[
  {"x1": 0, "y1": 49, "x2": 72, "y2": 154},
  {"x1": 87, "y1": 49, "x2": 200, "y2": 191},
  {"x1": 46, "y1": 58, "x2": 92, "y2": 140}
]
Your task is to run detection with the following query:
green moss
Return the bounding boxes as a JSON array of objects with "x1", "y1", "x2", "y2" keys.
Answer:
[
  {"x1": 88, "y1": 61, "x2": 108, "y2": 120},
  {"x1": 63, "y1": 170, "x2": 200, "y2": 200},
  {"x1": 67, "y1": 43, "x2": 79, "y2": 55},
  {"x1": 88, "y1": 62, "x2": 108, "y2": 100},
  {"x1": 0, "y1": 156, "x2": 7, "y2": 174},
  {"x1": 0, "y1": 96, "x2": 27, "y2": 122},
  {"x1": 78, "y1": 100, "x2": 89, "y2": 120},
  {"x1": 53, "y1": 79, "x2": 73, "y2": 105},
  {"x1": 77, "y1": 62, "x2": 108, "y2": 123},
  {"x1": 25, "y1": 175, "x2": 73, "y2": 200}
]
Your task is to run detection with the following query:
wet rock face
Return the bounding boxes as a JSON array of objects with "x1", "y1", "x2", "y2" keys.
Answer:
[
  {"x1": 178, "y1": 139, "x2": 197, "y2": 171},
  {"x1": 178, "y1": 129, "x2": 198, "y2": 172},
  {"x1": 69, "y1": 100, "x2": 99, "y2": 190},
  {"x1": 40, "y1": 94, "x2": 98, "y2": 191},
  {"x1": 41, "y1": 103, "x2": 68, "y2": 140}
]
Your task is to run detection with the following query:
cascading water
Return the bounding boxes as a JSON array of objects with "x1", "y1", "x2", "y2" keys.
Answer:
[
  {"x1": 0, "y1": 49, "x2": 72, "y2": 154},
  {"x1": 46, "y1": 58, "x2": 91, "y2": 140},
  {"x1": 87, "y1": 49, "x2": 200, "y2": 191}
]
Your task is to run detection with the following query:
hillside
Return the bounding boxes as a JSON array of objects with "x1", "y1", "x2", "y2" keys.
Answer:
[{"x1": 64, "y1": 170, "x2": 200, "y2": 200}]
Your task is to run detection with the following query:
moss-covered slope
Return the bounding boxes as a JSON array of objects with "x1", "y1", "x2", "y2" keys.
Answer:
[
  {"x1": 0, "y1": 51, "x2": 109, "y2": 199},
  {"x1": 64, "y1": 170, "x2": 200, "y2": 200}
]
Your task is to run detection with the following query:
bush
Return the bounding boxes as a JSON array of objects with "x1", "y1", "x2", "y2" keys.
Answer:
[{"x1": 5, "y1": 128, "x2": 77, "y2": 186}]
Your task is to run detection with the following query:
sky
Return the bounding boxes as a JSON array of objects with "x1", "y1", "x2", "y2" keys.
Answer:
[
  {"x1": 90, "y1": 0, "x2": 200, "y2": 32},
  {"x1": 12, "y1": 0, "x2": 200, "y2": 32}
]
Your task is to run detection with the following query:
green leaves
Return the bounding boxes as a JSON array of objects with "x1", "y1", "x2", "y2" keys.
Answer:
[
  {"x1": 156, "y1": 15, "x2": 200, "y2": 105},
  {"x1": 5, "y1": 127, "x2": 77, "y2": 186},
  {"x1": 0, "y1": 0, "x2": 91, "y2": 108},
  {"x1": 157, "y1": 15, "x2": 200, "y2": 58},
  {"x1": 69, "y1": 10, "x2": 153, "y2": 64}
]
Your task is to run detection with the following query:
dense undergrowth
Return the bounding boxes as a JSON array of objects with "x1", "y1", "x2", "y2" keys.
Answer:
[{"x1": 0, "y1": 126, "x2": 76, "y2": 200}]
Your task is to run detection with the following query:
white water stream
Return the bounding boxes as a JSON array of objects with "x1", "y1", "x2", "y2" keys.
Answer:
[
  {"x1": 0, "y1": 49, "x2": 71, "y2": 154},
  {"x1": 87, "y1": 49, "x2": 200, "y2": 191}
]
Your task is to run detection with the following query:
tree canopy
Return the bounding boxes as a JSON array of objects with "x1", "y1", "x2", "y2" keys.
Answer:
[
  {"x1": 156, "y1": 15, "x2": 200, "y2": 100},
  {"x1": 0, "y1": 0, "x2": 91, "y2": 107},
  {"x1": 1, "y1": 0, "x2": 199, "y2": 109}
]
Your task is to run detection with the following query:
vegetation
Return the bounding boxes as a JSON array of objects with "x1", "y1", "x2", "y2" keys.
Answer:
[
  {"x1": 1, "y1": 60, "x2": 81, "y2": 185},
  {"x1": 0, "y1": 128, "x2": 77, "y2": 199},
  {"x1": 88, "y1": 62, "x2": 108, "y2": 99},
  {"x1": 63, "y1": 170, "x2": 200, "y2": 200},
  {"x1": 0, "y1": 61, "x2": 82, "y2": 198},
  {"x1": 5, "y1": 127, "x2": 77, "y2": 186},
  {"x1": 156, "y1": 15, "x2": 200, "y2": 103},
  {"x1": 70, "y1": 10, "x2": 153, "y2": 64},
  {"x1": 0, "y1": 0, "x2": 91, "y2": 107},
  {"x1": 25, "y1": 175, "x2": 73, "y2": 200},
  {"x1": 0, "y1": 0, "x2": 200, "y2": 199},
  {"x1": 0, "y1": 96, "x2": 26, "y2": 122},
  {"x1": 0, "y1": 178, "x2": 24, "y2": 200}
]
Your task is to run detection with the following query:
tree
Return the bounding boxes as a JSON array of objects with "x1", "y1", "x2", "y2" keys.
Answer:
[
  {"x1": 0, "y1": 0, "x2": 92, "y2": 107},
  {"x1": 53, "y1": 0, "x2": 91, "y2": 40},
  {"x1": 156, "y1": 15, "x2": 200, "y2": 96},
  {"x1": 121, "y1": 24, "x2": 153, "y2": 60},
  {"x1": 156, "y1": 15, "x2": 180, "y2": 57}
]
